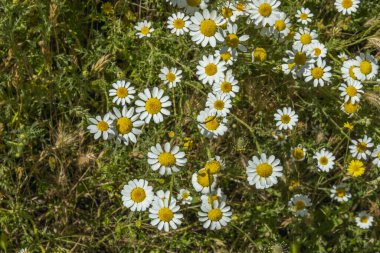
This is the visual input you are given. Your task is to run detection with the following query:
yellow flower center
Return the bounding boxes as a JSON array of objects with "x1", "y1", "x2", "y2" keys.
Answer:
[
  {"x1": 253, "y1": 48, "x2": 267, "y2": 62},
  {"x1": 220, "y1": 81, "x2": 232, "y2": 92},
  {"x1": 213, "y1": 100, "x2": 225, "y2": 110},
  {"x1": 208, "y1": 194, "x2": 220, "y2": 204},
  {"x1": 158, "y1": 152, "x2": 176, "y2": 166},
  {"x1": 256, "y1": 162, "x2": 273, "y2": 178},
  {"x1": 346, "y1": 86, "x2": 357, "y2": 97},
  {"x1": 173, "y1": 19, "x2": 185, "y2": 29},
  {"x1": 300, "y1": 13, "x2": 308, "y2": 20},
  {"x1": 336, "y1": 188, "x2": 346, "y2": 198},
  {"x1": 158, "y1": 207, "x2": 174, "y2": 222},
  {"x1": 294, "y1": 52, "x2": 306, "y2": 65},
  {"x1": 205, "y1": 63, "x2": 218, "y2": 76},
  {"x1": 145, "y1": 98, "x2": 162, "y2": 114},
  {"x1": 205, "y1": 160, "x2": 222, "y2": 174},
  {"x1": 141, "y1": 26, "x2": 150, "y2": 35},
  {"x1": 288, "y1": 63, "x2": 295, "y2": 70},
  {"x1": 343, "y1": 102, "x2": 358, "y2": 114},
  {"x1": 356, "y1": 142, "x2": 367, "y2": 153},
  {"x1": 225, "y1": 33, "x2": 239, "y2": 48},
  {"x1": 293, "y1": 148, "x2": 305, "y2": 160},
  {"x1": 197, "y1": 169, "x2": 214, "y2": 187},
  {"x1": 130, "y1": 187, "x2": 146, "y2": 203},
  {"x1": 236, "y1": 3, "x2": 246, "y2": 12},
  {"x1": 199, "y1": 19, "x2": 217, "y2": 37},
  {"x1": 220, "y1": 51, "x2": 232, "y2": 61},
  {"x1": 360, "y1": 216, "x2": 369, "y2": 223},
  {"x1": 208, "y1": 208, "x2": 223, "y2": 221},
  {"x1": 360, "y1": 60, "x2": 372, "y2": 75},
  {"x1": 258, "y1": 3, "x2": 272, "y2": 17},
  {"x1": 166, "y1": 72, "x2": 176, "y2": 82},
  {"x1": 319, "y1": 156, "x2": 329, "y2": 165},
  {"x1": 280, "y1": 114, "x2": 291, "y2": 124},
  {"x1": 295, "y1": 200, "x2": 305, "y2": 210},
  {"x1": 97, "y1": 121, "x2": 109, "y2": 131},
  {"x1": 222, "y1": 7, "x2": 233, "y2": 18},
  {"x1": 342, "y1": 0, "x2": 353, "y2": 8},
  {"x1": 300, "y1": 34, "x2": 312, "y2": 45},
  {"x1": 314, "y1": 48, "x2": 321, "y2": 56},
  {"x1": 187, "y1": 0, "x2": 201, "y2": 7},
  {"x1": 349, "y1": 66, "x2": 357, "y2": 80},
  {"x1": 181, "y1": 192, "x2": 189, "y2": 199},
  {"x1": 204, "y1": 116, "x2": 219, "y2": 131},
  {"x1": 348, "y1": 160, "x2": 365, "y2": 177},
  {"x1": 168, "y1": 131, "x2": 175, "y2": 138},
  {"x1": 116, "y1": 87, "x2": 128, "y2": 98},
  {"x1": 274, "y1": 19, "x2": 286, "y2": 31},
  {"x1": 116, "y1": 117, "x2": 133, "y2": 134},
  {"x1": 311, "y1": 67, "x2": 324, "y2": 79},
  {"x1": 377, "y1": 152, "x2": 380, "y2": 159}
]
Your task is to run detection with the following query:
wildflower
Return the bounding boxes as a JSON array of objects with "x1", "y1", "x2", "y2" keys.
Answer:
[
  {"x1": 153, "y1": 190, "x2": 171, "y2": 204},
  {"x1": 109, "y1": 80, "x2": 136, "y2": 105},
  {"x1": 313, "y1": 148, "x2": 335, "y2": 172},
  {"x1": 178, "y1": 189, "x2": 192, "y2": 205},
  {"x1": 205, "y1": 92, "x2": 232, "y2": 117},
  {"x1": 148, "y1": 142, "x2": 187, "y2": 175},
  {"x1": 288, "y1": 194, "x2": 312, "y2": 217},
  {"x1": 159, "y1": 66, "x2": 182, "y2": 88},
  {"x1": 291, "y1": 146, "x2": 307, "y2": 161},
  {"x1": 168, "y1": 131, "x2": 175, "y2": 138},
  {"x1": 200, "y1": 188, "x2": 226, "y2": 207},
  {"x1": 214, "y1": 49, "x2": 236, "y2": 66},
  {"x1": 355, "y1": 211, "x2": 373, "y2": 229},
  {"x1": 197, "y1": 108, "x2": 228, "y2": 138},
  {"x1": 221, "y1": 23, "x2": 249, "y2": 57},
  {"x1": 330, "y1": 184, "x2": 352, "y2": 202},
  {"x1": 178, "y1": 0, "x2": 209, "y2": 14},
  {"x1": 252, "y1": 47, "x2": 267, "y2": 63},
  {"x1": 349, "y1": 135, "x2": 374, "y2": 160},
  {"x1": 101, "y1": 2, "x2": 114, "y2": 15},
  {"x1": 343, "y1": 122, "x2": 354, "y2": 131},
  {"x1": 274, "y1": 107, "x2": 299, "y2": 130},
  {"x1": 282, "y1": 45, "x2": 315, "y2": 78},
  {"x1": 289, "y1": 179, "x2": 300, "y2": 191},
  {"x1": 335, "y1": 0, "x2": 360, "y2": 15},
  {"x1": 192, "y1": 168, "x2": 217, "y2": 193},
  {"x1": 196, "y1": 54, "x2": 227, "y2": 85},
  {"x1": 341, "y1": 101, "x2": 359, "y2": 117},
  {"x1": 309, "y1": 41, "x2": 327, "y2": 59},
  {"x1": 189, "y1": 9, "x2": 224, "y2": 47},
  {"x1": 295, "y1": 8, "x2": 313, "y2": 25},
  {"x1": 347, "y1": 160, "x2": 365, "y2": 177},
  {"x1": 198, "y1": 200, "x2": 232, "y2": 230},
  {"x1": 304, "y1": 58, "x2": 332, "y2": 87},
  {"x1": 149, "y1": 198, "x2": 183, "y2": 232},
  {"x1": 213, "y1": 70, "x2": 239, "y2": 97},
  {"x1": 205, "y1": 156, "x2": 225, "y2": 174},
  {"x1": 352, "y1": 53, "x2": 379, "y2": 81},
  {"x1": 87, "y1": 113, "x2": 115, "y2": 140},
  {"x1": 293, "y1": 27, "x2": 318, "y2": 51},
  {"x1": 339, "y1": 80, "x2": 363, "y2": 104},
  {"x1": 247, "y1": 0, "x2": 281, "y2": 26},
  {"x1": 121, "y1": 179, "x2": 154, "y2": 212},
  {"x1": 183, "y1": 137, "x2": 194, "y2": 150},
  {"x1": 261, "y1": 12, "x2": 291, "y2": 40},
  {"x1": 341, "y1": 59, "x2": 359, "y2": 82},
  {"x1": 372, "y1": 145, "x2": 380, "y2": 168},
  {"x1": 135, "y1": 20, "x2": 154, "y2": 38},
  {"x1": 167, "y1": 12, "x2": 191, "y2": 36}
]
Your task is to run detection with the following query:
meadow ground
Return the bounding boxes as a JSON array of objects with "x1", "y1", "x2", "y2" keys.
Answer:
[{"x1": 0, "y1": 0, "x2": 380, "y2": 252}]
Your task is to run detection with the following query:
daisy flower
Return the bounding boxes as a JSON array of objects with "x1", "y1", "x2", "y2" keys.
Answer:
[
  {"x1": 109, "y1": 106, "x2": 144, "y2": 145},
  {"x1": 197, "y1": 108, "x2": 228, "y2": 138},
  {"x1": 204, "y1": 156, "x2": 225, "y2": 174},
  {"x1": 220, "y1": 23, "x2": 249, "y2": 57},
  {"x1": 167, "y1": 12, "x2": 191, "y2": 36},
  {"x1": 247, "y1": 0, "x2": 281, "y2": 26},
  {"x1": 149, "y1": 198, "x2": 183, "y2": 232},
  {"x1": 192, "y1": 168, "x2": 217, "y2": 193},
  {"x1": 178, "y1": 0, "x2": 208, "y2": 14},
  {"x1": 347, "y1": 159, "x2": 365, "y2": 177},
  {"x1": 87, "y1": 113, "x2": 115, "y2": 140},
  {"x1": 213, "y1": 70, "x2": 239, "y2": 97},
  {"x1": 330, "y1": 184, "x2": 352, "y2": 202},
  {"x1": 291, "y1": 146, "x2": 307, "y2": 161},
  {"x1": 339, "y1": 80, "x2": 363, "y2": 104},
  {"x1": 252, "y1": 47, "x2": 267, "y2": 63},
  {"x1": 246, "y1": 153, "x2": 283, "y2": 189},
  {"x1": 304, "y1": 58, "x2": 332, "y2": 87},
  {"x1": 109, "y1": 80, "x2": 136, "y2": 105},
  {"x1": 159, "y1": 66, "x2": 182, "y2": 88},
  {"x1": 313, "y1": 148, "x2": 335, "y2": 172},
  {"x1": 341, "y1": 59, "x2": 359, "y2": 82},
  {"x1": 135, "y1": 87, "x2": 172, "y2": 124},
  {"x1": 232, "y1": 1, "x2": 250, "y2": 19},
  {"x1": 335, "y1": 0, "x2": 360, "y2": 15},
  {"x1": 177, "y1": 189, "x2": 192, "y2": 205},
  {"x1": 196, "y1": 54, "x2": 227, "y2": 85},
  {"x1": 288, "y1": 194, "x2": 312, "y2": 217},
  {"x1": 309, "y1": 41, "x2": 327, "y2": 59},
  {"x1": 273, "y1": 131, "x2": 287, "y2": 145},
  {"x1": 18, "y1": 249, "x2": 29, "y2": 253},
  {"x1": 200, "y1": 188, "x2": 226, "y2": 207},
  {"x1": 148, "y1": 142, "x2": 187, "y2": 175},
  {"x1": 261, "y1": 11, "x2": 291, "y2": 40},
  {"x1": 220, "y1": 3, "x2": 236, "y2": 23},
  {"x1": 135, "y1": 20, "x2": 154, "y2": 38},
  {"x1": 205, "y1": 92, "x2": 232, "y2": 117},
  {"x1": 274, "y1": 107, "x2": 299, "y2": 130},
  {"x1": 338, "y1": 52, "x2": 348, "y2": 60},
  {"x1": 121, "y1": 179, "x2": 154, "y2": 212},
  {"x1": 189, "y1": 9, "x2": 224, "y2": 47},
  {"x1": 154, "y1": 190, "x2": 171, "y2": 203},
  {"x1": 372, "y1": 145, "x2": 380, "y2": 168},
  {"x1": 214, "y1": 49, "x2": 236, "y2": 66},
  {"x1": 341, "y1": 101, "x2": 359, "y2": 117},
  {"x1": 293, "y1": 27, "x2": 318, "y2": 51},
  {"x1": 355, "y1": 211, "x2": 373, "y2": 229},
  {"x1": 198, "y1": 200, "x2": 232, "y2": 230},
  {"x1": 352, "y1": 53, "x2": 379, "y2": 81},
  {"x1": 349, "y1": 135, "x2": 374, "y2": 160},
  {"x1": 296, "y1": 8, "x2": 313, "y2": 25},
  {"x1": 282, "y1": 45, "x2": 315, "y2": 78}
]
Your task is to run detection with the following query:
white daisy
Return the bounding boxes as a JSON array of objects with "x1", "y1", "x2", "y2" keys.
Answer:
[
  {"x1": 178, "y1": 0, "x2": 209, "y2": 14},
  {"x1": 167, "y1": 12, "x2": 191, "y2": 36},
  {"x1": 330, "y1": 184, "x2": 352, "y2": 202},
  {"x1": 200, "y1": 188, "x2": 227, "y2": 207},
  {"x1": 135, "y1": 87, "x2": 172, "y2": 124},
  {"x1": 177, "y1": 189, "x2": 192, "y2": 205},
  {"x1": 372, "y1": 145, "x2": 380, "y2": 168},
  {"x1": 282, "y1": 45, "x2": 315, "y2": 78},
  {"x1": 339, "y1": 80, "x2": 363, "y2": 104},
  {"x1": 247, "y1": 0, "x2": 281, "y2": 26},
  {"x1": 197, "y1": 108, "x2": 228, "y2": 138},
  {"x1": 205, "y1": 92, "x2": 232, "y2": 117},
  {"x1": 198, "y1": 200, "x2": 232, "y2": 230},
  {"x1": 191, "y1": 168, "x2": 217, "y2": 193},
  {"x1": 197, "y1": 55, "x2": 226, "y2": 85},
  {"x1": 159, "y1": 66, "x2": 183, "y2": 88},
  {"x1": 341, "y1": 59, "x2": 359, "y2": 82},
  {"x1": 213, "y1": 70, "x2": 239, "y2": 97},
  {"x1": 335, "y1": 0, "x2": 360, "y2": 15},
  {"x1": 352, "y1": 53, "x2": 379, "y2": 81},
  {"x1": 121, "y1": 179, "x2": 154, "y2": 212},
  {"x1": 87, "y1": 113, "x2": 115, "y2": 140},
  {"x1": 295, "y1": 8, "x2": 313, "y2": 25},
  {"x1": 18, "y1": 249, "x2": 29, "y2": 253},
  {"x1": 166, "y1": 0, "x2": 180, "y2": 7},
  {"x1": 220, "y1": 3, "x2": 237, "y2": 23},
  {"x1": 154, "y1": 190, "x2": 171, "y2": 203},
  {"x1": 288, "y1": 194, "x2": 312, "y2": 217},
  {"x1": 220, "y1": 23, "x2": 249, "y2": 58},
  {"x1": 204, "y1": 156, "x2": 225, "y2": 174},
  {"x1": 109, "y1": 106, "x2": 144, "y2": 145},
  {"x1": 355, "y1": 211, "x2": 374, "y2": 229},
  {"x1": 273, "y1": 131, "x2": 287, "y2": 145},
  {"x1": 135, "y1": 20, "x2": 154, "y2": 38},
  {"x1": 148, "y1": 142, "x2": 187, "y2": 175},
  {"x1": 338, "y1": 52, "x2": 348, "y2": 60},
  {"x1": 246, "y1": 153, "x2": 283, "y2": 189},
  {"x1": 313, "y1": 148, "x2": 336, "y2": 172},
  {"x1": 349, "y1": 135, "x2": 374, "y2": 160},
  {"x1": 189, "y1": 9, "x2": 224, "y2": 47},
  {"x1": 274, "y1": 107, "x2": 299, "y2": 130},
  {"x1": 293, "y1": 27, "x2": 318, "y2": 51},
  {"x1": 149, "y1": 198, "x2": 183, "y2": 232},
  {"x1": 291, "y1": 146, "x2": 307, "y2": 161},
  {"x1": 260, "y1": 11, "x2": 291, "y2": 40},
  {"x1": 109, "y1": 80, "x2": 136, "y2": 105},
  {"x1": 341, "y1": 101, "x2": 359, "y2": 117},
  {"x1": 214, "y1": 49, "x2": 236, "y2": 66},
  {"x1": 232, "y1": 1, "x2": 250, "y2": 19},
  {"x1": 304, "y1": 58, "x2": 332, "y2": 87},
  {"x1": 309, "y1": 41, "x2": 327, "y2": 59}
]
